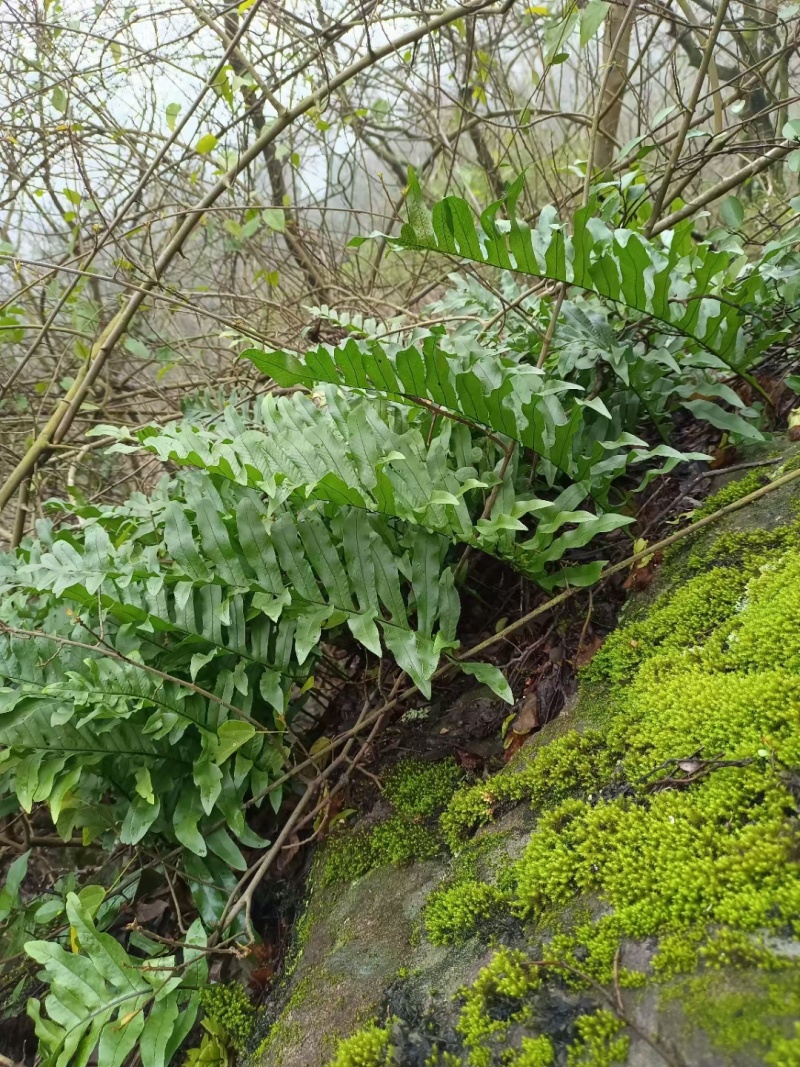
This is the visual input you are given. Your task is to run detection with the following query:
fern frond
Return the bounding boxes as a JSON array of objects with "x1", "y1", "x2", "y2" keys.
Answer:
[{"x1": 358, "y1": 170, "x2": 796, "y2": 372}]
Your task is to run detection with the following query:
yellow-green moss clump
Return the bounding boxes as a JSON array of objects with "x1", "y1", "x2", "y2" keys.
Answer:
[
  {"x1": 583, "y1": 566, "x2": 749, "y2": 683},
  {"x1": 666, "y1": 971, "x2": 800, "y2": 1062},
  {"x1": 684, "y1": 519, "x2": 800, "y2": 574},
  {"x1": 690, "y1": 467, "x2": 768, "y2": 519},
  {"x1": 566, "y1": 1011, "x2": 628, "y2": 1067},
  {"x1": 425, "y1": 879, "x2": 507, "y2": 945},
  {"x1": 456, "y1": 948, "x2": 544, "y2": 1067},
  {"x1": 384, "y1": 758, "x2": 463, "y2": 818},
  {"x1": 327, "y1": 1021, "x2": 393, "y2": 1067},
  {"x1": 440, "y1": 731, "x2": 618, "y2": 852},
  {"x1": 198, "y1": 982, "x2": 254, "y2": 1051},
  {"x1": 322, "y1": 759, "x2": 463, "y2": 885}
]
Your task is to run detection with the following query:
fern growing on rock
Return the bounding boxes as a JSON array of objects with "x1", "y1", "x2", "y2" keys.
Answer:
[{"x1": 2, "y1": 176, "x2": 799, "y2": 1067}]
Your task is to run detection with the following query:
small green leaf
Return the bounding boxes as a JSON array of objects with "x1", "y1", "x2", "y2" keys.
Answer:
[
  {"x1": 165, "y1": 102, "x2": 181, "y2": 130},
  {"x1": 194, "y1": 133, "x2": 218, "y2": 155},
  {"x1": 262, "y1": 207, "x2": 286, "y2": 232},
  {"x1": 719, "y1": 196, "x2": 744, "y2": 230},
  {"x1": 173, "y1": 792, "x2": 207, "y2": 856},
  {"x1": 206, "y1": 828, "x2": 247, "y2": 871},
  {"x1": 0, "y1": 850, "x2": 29, "y2": 921},
  {"x1": 124, "y1": 337, "x2": 150, "y2": 360},
  {"x1": 579, "y1": 0, "x2": 609, "y2": 46},
  {"x1": 77, "y1": 884, "x2": 105, "y2": 919},
  {"x1": 681, "y1": 399, "x2": 764, "y2": 441},
  {"x1": 134, "y1": 767, "x2": 155, "y2": 804},
  {"x1": 194, "y1": 758, "x2": 223, "y2": 815},
  {"x1": 216, "y1": 720, "x2": 256, "y2": 763},
  {"x1": 458, "y1": 661, "x2": 514, "y2": 704},
  {"x1": 121, "y1": 795, "x2": 161, "y2": 845},
  {"x1": 51, "y1": 86, "x2": 68, "y2": 113},
  {"x1": 140, "y1": 994, "x2": 180, "y2": 1067},
  {"x1": 33, "y1": 897, "x2": 64, "y2": 924}
]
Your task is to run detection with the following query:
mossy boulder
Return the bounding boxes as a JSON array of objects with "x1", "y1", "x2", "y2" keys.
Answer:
[{"x1": 252, "y1": 442, "x2": 800, "y2": 1067}]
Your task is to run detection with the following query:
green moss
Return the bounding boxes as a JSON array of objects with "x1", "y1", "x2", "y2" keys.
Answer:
[
  {"x1": 699, "y1": 928, "x2": 790, "y2": 971},
  {"x1": 322, "y1": 815, "x2": 441, "y2": 884},
  {"x1": 419, "y1": 536, "x2": 800, "y2": 1064},
  {"x1": 285, "y1": 975, "x2": 313, "y2": 1013},
  {"x1": 691, "y1": 468, "x2": 767, "y2": 520},
  {"x1": 323, "y1": 520, "x2": 800, "y2": 1067},
  {"x1": 547, "y1": 916, "x2": 646, "y2": 990},
  {"x1": 425, "y1": 1051, "x2": 462, "y2": 1066},
  {"x1": 766, "y1": 1023, "x2": 800, "y2": 1067},
  {"x1": 423, "y1": 830, "x2": 514, "y2": 944},
  {"x1": 440, "y1": 731, "x2": 618, "y2": 851},
  {"x1": 326, "y1": 1021, "x2": 393, "y2": 1067},
  {"x1": 566, "y1": 1011, "x2": 628, "y2": 1067},
  {"x1": 589, "y1": 506, "x2": 800, "y2": 687},
  {"x1": 322, "y1": 829, "x2": 374, "y2": 884},
  {"x1": 670, "y1": 971, "x2": 800, "y2": 1061},
  {"x1": 456, "y1": 948, "x2": 542, "y2": 1067},
  {"x1": 585, "y1": 566, "x2": 749, "y2": 683},
  {"x1": 710, "y1": 548, "x2": 800, "y2": 676},
  {"x1": 685, "y1": 519, "x2": 800, "y2": 574},
  {"x1": 650, "y1": 927, "x2": 703, "y2": 978},
  {"x1": 384, "y1": 758, "x2": 463, "y2": 818},
  {"x1": 321, "y1": 758, "x2": 462, "y2": 885},
  {"x1": 425, "y1": 879, "x2": 507, "y2": 945},
  {"x1": 282, "y1": 895, "x2": 315, "y2": 981},
  {"x1": 507, "y1": 1035, "x2": 555, "y2": 1066},
  {"x1": 198, "y1": 982, "x2": 254, "y2": 1051},
  {"x1": 370, "y1": 815, "x2": 441, "y2": 865},
  {"x1": 510, "y1": 767, "x2": 799, "y2": 937}
]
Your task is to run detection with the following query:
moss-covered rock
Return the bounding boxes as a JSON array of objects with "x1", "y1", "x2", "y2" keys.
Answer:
[
  {"x1": 320, "y1": 758, "x2": 464, "y2": 886},
  {"x1": 253, "y1": 441, "x2": 800, "y2": 1067}
]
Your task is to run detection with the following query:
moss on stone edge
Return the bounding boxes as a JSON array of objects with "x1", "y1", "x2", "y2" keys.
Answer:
[
  {"x1": 320, "y1": 952, "x2": 552, "y2": 1067},
  {"x1": 439, "y1": 730, "x2": 619, "y2": 853},
  {"x1": 319, "y1": 501, "x2": 800, "y2": 1066},
  {"x1": 326, "y1": 1021, "x2": 394, "y2": 1067},
  {"x1": 690, "y1": 468, "x2": 768, "y2": 519},
  {"x1": 425, "y1": 879, "x2": 507, "y2": 946},
  {"x1": 410, "y1": 515, "x2": 800, "y2": 1062},
  {"x1": 664, "y1": 970, "x2": 800, "y2": 1062},
  {"x1": 456, "y1": 947, "x2": 543, "y2": 1066},
  {"x1": 321, "y1": 758, "x2": 463, "y2": 885},
  {"x1": 384, "y1": 758, "x2": 464, "y2": 819}
]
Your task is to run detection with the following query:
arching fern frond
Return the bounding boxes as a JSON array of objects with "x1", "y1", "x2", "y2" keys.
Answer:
[{"x1": 351, "y1": 169, "x2": 799, "y2": 373}]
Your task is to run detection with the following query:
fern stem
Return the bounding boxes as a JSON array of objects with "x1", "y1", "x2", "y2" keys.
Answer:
[{"x1": 460, "y1": 458, "x2": 800, "y2": 659}]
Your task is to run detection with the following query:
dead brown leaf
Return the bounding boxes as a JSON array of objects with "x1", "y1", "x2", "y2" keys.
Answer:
[
  {"x1": 134, "y1": 898, "x2": 169, "y2": 925},
  {"x1": 575, "y1": 634, "x2": 603, "y2": 668},
  {"x1": 503, "y1": 732, "x2": 528, "y2": 762},
  {"x1": 511, "y1": 692, "x2": 540, "y2": 735}
]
